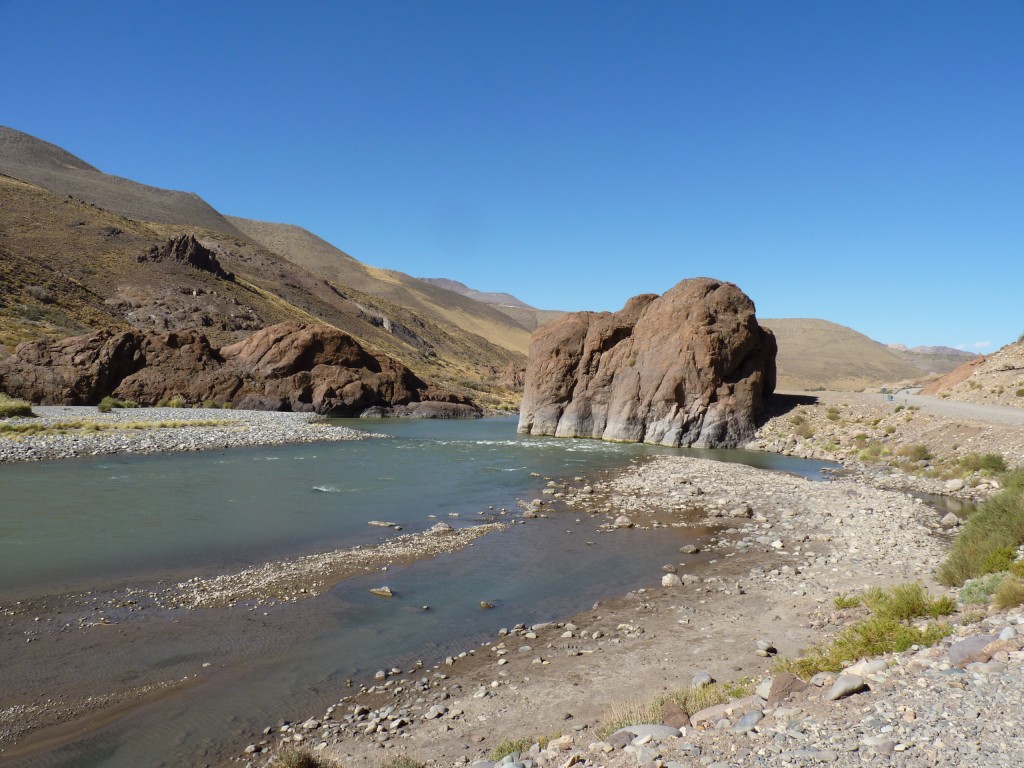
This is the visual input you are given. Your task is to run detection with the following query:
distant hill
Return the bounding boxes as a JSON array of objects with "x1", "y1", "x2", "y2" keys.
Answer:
[
  {"x1": 761, "y1": 319, "x2": 929, "y2": 391},
  {"x1": 416, "y1": 276, "x2": 565, "y2": 331},
  {"x1": 0, "y1": 126, "x2": 247, "y2": 239},
  {"x1": 921, "y1": 339, "x2": 1024, "y2": 408},
  {"x1": 419, "y1": 277, "x2": 531, "y2": 308},
  {"x1": 885, "y1": 343, "x2": 978, "y2": 376}
]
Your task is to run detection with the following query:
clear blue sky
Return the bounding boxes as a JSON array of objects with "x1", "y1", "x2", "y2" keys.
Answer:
[{"x1": 2, "y1": 0, "x2": 1021, "y2": 351}]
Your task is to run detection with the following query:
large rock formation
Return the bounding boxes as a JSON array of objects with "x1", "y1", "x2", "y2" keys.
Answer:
[
  {"x1": 517, "y1": 278, "x2": 776, "y2": 447},
  {"x1": 0, "y1": 322, "x2": 480, "y2": 417}
]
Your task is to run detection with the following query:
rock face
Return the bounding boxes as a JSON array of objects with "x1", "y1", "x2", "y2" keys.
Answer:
[
  {"x1": 517, "y1": 278, "x2": 775, "y2": 447},
  {"x1": 0, "y1": 322, "x2": 480, "y2": 417},
  {"x1": 137, "y1": 234, "x2": 234, "y2": 281}
]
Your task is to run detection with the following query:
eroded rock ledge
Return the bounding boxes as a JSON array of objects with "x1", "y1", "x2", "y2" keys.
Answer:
[
  {"x1": 518, "y1": 277, "x2": 775, "y2": 447},
  {"x1": 0, "y1": 322, "x2": 479, "y2": 417}
]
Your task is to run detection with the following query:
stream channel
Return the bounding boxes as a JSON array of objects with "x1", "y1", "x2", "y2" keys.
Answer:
[{"x1": 0, "y1": 417, "x2": 838, "y2": 768}]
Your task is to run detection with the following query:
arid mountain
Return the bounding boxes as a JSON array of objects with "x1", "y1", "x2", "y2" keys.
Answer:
[
  {"x1": 885, "y1": 343, "x2": 978, "y2": 375},
  {"x1": 760, "y1": 318, "x2": 927, "y2": 391},
  {"x1": 0, "y1": 126, "x2": 247, "y2": 239},
  {"x1": 0, "y1": 129, "x2": 528, "y2": 408},
  {"x1": 921, "y1": 339, "x2": 1024, "y2": 408},
  {"x1": 419, "y1": 277, "x2": 531, "y2": 308},
  {"x1": 225, "y1": 217, "x2": 532, "y2": 357},
  {"x1": 417, "y1": 276, "x2": 566, "y2": 331}
]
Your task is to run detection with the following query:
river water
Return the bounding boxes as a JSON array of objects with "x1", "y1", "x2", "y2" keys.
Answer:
[{"x1": 0, "y1": 418, "x2": 835, "y2": 767}]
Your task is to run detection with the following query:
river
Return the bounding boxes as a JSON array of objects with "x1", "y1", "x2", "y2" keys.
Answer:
[{"x1": 0, "y1": 418, "x2": 835, "y2": 767}]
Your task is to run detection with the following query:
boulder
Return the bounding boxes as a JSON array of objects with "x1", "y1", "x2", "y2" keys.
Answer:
[
  {"x1": 0, "y1": 322, "x2": 480, "y2": 417},
  {"x1": 517, "y1": 278, "x2": 775, "y2": 447}
]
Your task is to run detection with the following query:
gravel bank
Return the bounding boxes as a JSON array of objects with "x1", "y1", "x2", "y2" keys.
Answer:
[
  {"x1": 251, "y1": 452, "x2": 1000, "y2": 767},
  {"x1": 0, "y1": 406, "x2": 371, "y2": 462}
]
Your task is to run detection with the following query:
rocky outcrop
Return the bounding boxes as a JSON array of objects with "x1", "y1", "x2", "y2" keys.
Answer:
[
  {"x1": 138, "y1": 234, "x2": 234, "y2": 281},
  {"x1": 0, "y1": 322, "x2": 480, "y2": 417},
  {"x1": 517, "y1": 278, "x2": 775, "y2": 447}
]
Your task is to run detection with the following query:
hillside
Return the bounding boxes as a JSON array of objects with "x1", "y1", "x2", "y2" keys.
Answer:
[
  {"x1": 418, "y1": 277, "x2": 531, "y2": 308},
  {"x1": 0, "y1": 126, "x2": 247, "y2": 239},
  {"x1": 225, "y1": 217, "x2": 533, "y2": 357},
  {"x1": 921, "y1": 339, "x2": 1024, "y2": 407},
  {"x1": 0, "y1": 128, "x2": 528, "y2": 408},
  {"x1": 886, "y1": 343, "x2": 977, "y2": 375},
  {"x1": 761, "y1": 318, "x2": 926, "y2": 391},
  {"x1": 416, "y1": 276, "x2": 566, "y2": 331}
]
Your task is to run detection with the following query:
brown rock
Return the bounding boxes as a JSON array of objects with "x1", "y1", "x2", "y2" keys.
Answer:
[
  {"x1": 517, "y1": 278, "x2": 776, "y2": 447},
  {"x1": 767, "y1": 672, "x2": 808, "y2": 706},
  {"x1": 0, "y1": 322, "x2": 479, "y2": 417},
  {"x1": 138, "y1": 234, "x2": 234, "y2": 281},
  {"x1": 662, "y1": 699, "x2": 691, "y2": 729}
]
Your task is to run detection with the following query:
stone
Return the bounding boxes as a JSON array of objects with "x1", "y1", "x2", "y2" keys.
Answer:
[
  {"x1": 662, "y1": 573, "x2": 683, "y2": 587},
  {"x1": 949, "y1": 635, "x2": 995, "y2": 667},
  {"x1": 944, "y1": 478, "x2": 965, "y2": 492},
  {"x1": 614, "y1": 515, "x2": 634, "y2": 528},
  {"x1": 612, "y1": 724, "x2": 682, "y2": 740},
  {"x1": 662, "y1": 699, "x2": 690, "y2": 729},
  {"x1": 732, "y1": 710, "x2": 764, "y2": 733},
  {"x1": 691, "y1": 671, "x2": 714, "y2": 688},
  {"x1": 547, "y1": 734, "x2": 574, "y2": 751},
  {"x1": 826, "y1": 674, "x2": 868, "y2": 701},
  {"x1": 369, "y1": 586, "x2": 394, "y2": 598},
  {"x1": 767, "y1": 672, "x2": 808, "y2": 706},
  {"x1": 940, "y1": 512, "x2": 960, "y2": 528},
  {"x1": 517, "y1": 278, "x2": 776, "y2": 448}
]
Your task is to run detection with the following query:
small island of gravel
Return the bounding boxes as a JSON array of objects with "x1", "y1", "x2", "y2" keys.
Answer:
[{"x1": 0, "y1": 405, "x2": 372, "y2": 463}]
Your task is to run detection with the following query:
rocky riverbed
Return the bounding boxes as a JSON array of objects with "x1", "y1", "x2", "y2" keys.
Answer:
[
  {"x1": 0, "y1": 405, "x2": 371, "y2": 462},
  {"x1": 245, "y1": 450, "x2": 1020, "y2": 768}
]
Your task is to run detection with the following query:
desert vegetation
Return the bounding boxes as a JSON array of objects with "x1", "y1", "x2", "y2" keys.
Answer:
[
  {"x1": 0, "y1": 393, "x2": 33, "y2": 418},
  {"x1": 773, "y1": 583, "x2": 955, "y2": 680}
]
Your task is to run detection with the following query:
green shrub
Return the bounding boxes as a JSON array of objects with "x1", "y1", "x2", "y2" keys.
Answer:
[
  {"x1": 790, "y1": 414, "x2": 806, "y2": 426},
  {"x1": 958, "y1": 573, "x2": 1006, "y2": 605},
  {"x1": 773, "y1": 582, "x2": 953, "y2": 679},
  {"x1": 166, "y1": 395, "x2": 187, "y2": 408},
  {"x1": 897, "y1": 444, "x2": 932, "y2": 462},
  {"x1": 960, "y1": 453, "x2": 1008, "y2": 473},
  {"x1": 859, "y1": 442, "x2": 885, "y2": 461},
  {"x1": 794, "y1": 423, "x2": 814, "y2": 439},
  {"x1": 826, "y1": 406, "x2": 841, "y2": 421},
  {"x1": 1016, "y1": 388, "x2": 1024, "y2": 397},
  {"x1": 833, "y1": 594, "x2": 862, "y2": 609},
  {"x1": 939, "y1": 478, "x2": 1024, "y2": 586},
  {"x1": 994, "y1": 576, "x2": 1024, "y2": 609},
  {"x1": 860, "y1": 582, "x2": 956, "y2": 621},
  {"x1": 97, "y1": 396, "x2": 123, "y2": 413},
  {"x1": 0, "y1": 394, "x2": 33, "y2": 418}
]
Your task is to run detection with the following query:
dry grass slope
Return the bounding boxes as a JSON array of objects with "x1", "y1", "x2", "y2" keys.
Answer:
[{"x1": 761, "y1": 318, "x2": 925, "y2": 391}]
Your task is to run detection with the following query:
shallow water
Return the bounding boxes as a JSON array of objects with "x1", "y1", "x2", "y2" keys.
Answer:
[{"x1": 0, "y1": 418, "x2": 836, "y2": 768}]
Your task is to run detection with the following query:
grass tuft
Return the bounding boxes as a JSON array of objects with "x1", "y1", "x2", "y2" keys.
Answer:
[
  {"x1": 994, "y1": 576, "x2": 1024, "y2": 609},
  {"x1": 773, "y1": 583, "x2": 953, "y2": 680},
  {"x1": 0, "y1": 394, "x2": 34, "y2": 418},
  {"x1": 939, "y1": 472, "x2": 1024, "y2": 586}
]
